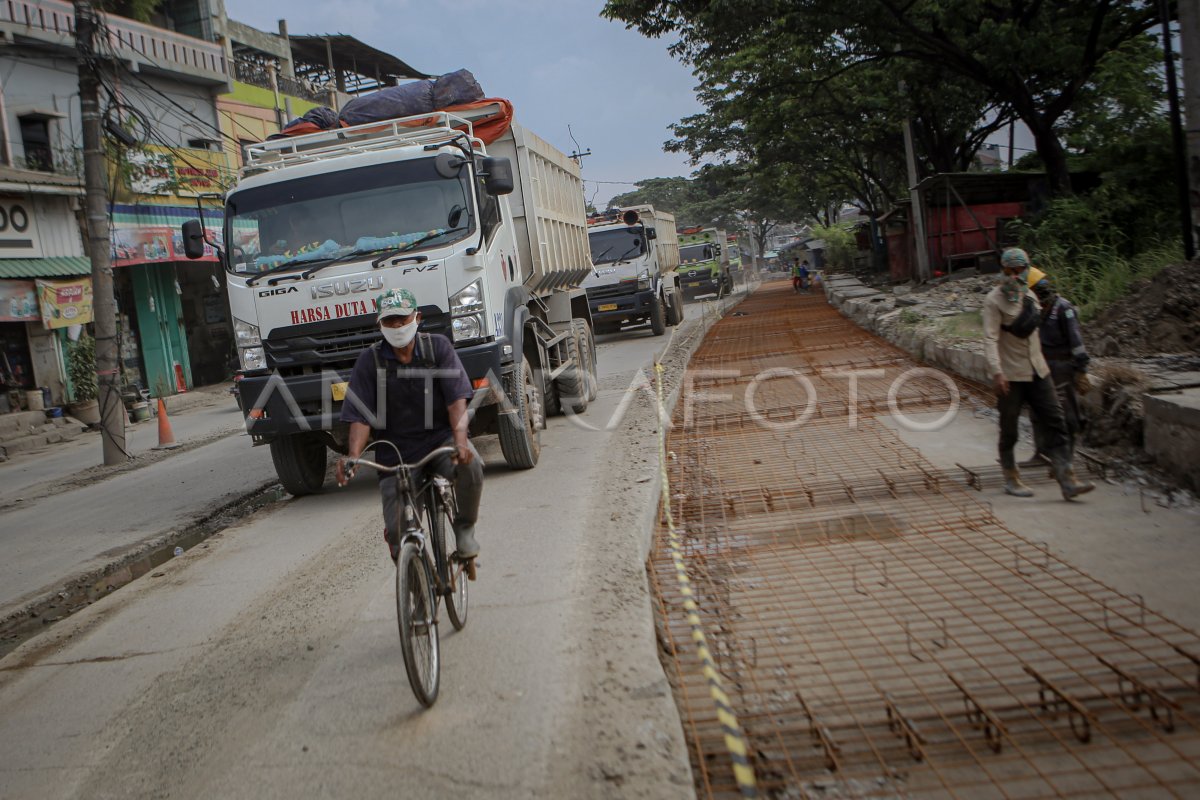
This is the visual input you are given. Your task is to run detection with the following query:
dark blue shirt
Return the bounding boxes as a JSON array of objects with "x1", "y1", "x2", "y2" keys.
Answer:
[{"x1": 339, "y1": 333, "x2": 473, "y2": 468}]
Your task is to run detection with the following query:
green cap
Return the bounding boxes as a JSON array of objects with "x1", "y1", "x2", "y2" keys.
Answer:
[{"x1": 377, "y1": 288, "x2": 418, "y2": 320}]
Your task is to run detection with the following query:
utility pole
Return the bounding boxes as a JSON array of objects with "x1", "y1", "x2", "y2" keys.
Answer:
[
  {"x1": 1162, "y1": 0, "x2": 1196, "y2": 260},
  {"x1": 1179, "y1": 0, "x2": 1200, "y2": 258},
  {"x1": 75, "y1": 0, "x2": 127, "y2": 465},
  {"x1": 901, "y1": 118, "x2": 931, "y2": 282}
]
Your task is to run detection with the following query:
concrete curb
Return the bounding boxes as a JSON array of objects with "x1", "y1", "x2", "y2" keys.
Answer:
[{"x1": 824, "y1": 274, "x2": 993, "y2": 384}]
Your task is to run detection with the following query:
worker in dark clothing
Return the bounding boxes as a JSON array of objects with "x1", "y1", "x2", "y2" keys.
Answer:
[
  {"x1": 983, "y1": 249, "x2": 1093, "y2": 500},
  {"x1": 1021, "y1": 269, "x2": 1093, "y2": 473}
]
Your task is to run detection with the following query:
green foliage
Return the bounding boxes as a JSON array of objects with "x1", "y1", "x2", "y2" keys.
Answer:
[
  {"x1": 810, "y1": 223, "x2": 856, "y2": 272},
  {"x1": 1022, "y1": 240, "x2": 1180, "y2": 322},
  {"x1": 68, "y1": 334, "x2": 98, "y2": 402},
  {"x1": 899, "y1": 309, "x2": 923, "y2": 326},
  {"x1": 604, "y1": 0, "x2": 1164, "y2": 196},
  {"x1": 101, "y1": 0, "x2": 163, "y2": 23}
]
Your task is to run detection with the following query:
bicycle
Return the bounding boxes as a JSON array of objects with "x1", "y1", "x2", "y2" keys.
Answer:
[{"x1": 345, "y1": 443, "x2": 474, "y2": 707}]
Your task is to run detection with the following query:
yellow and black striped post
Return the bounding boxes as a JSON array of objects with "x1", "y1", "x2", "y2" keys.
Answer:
[{"x1": 655, "y1": 361, "x2": 757, "y2": 797}]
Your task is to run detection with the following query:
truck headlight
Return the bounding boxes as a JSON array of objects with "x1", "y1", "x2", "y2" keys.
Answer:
[
  {"x1": 240, "y1": 346, "x2": 266, "y2": 370},
  {"x1": 233, "y1": 317, "x2": 261, "y2": 347},
  {"x1": 637, "y1": 270, "x2": 651, "y2": 290},
  {"x1": 452, "y1": 313, "x2": 484, "y2": 342},
  {"x1": 450, "y1": 279, "x2": 484, "y2": 315}
]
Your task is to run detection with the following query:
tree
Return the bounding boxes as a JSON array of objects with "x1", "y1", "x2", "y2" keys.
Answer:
[{"x1": 604, "y1": 0, "x2": 1164, "y2": 195}]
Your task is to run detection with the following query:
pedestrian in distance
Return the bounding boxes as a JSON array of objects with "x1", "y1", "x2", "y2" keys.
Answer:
[
  {"x1": 335, "y1": 288, "x2": 484, "y2": 561},
  {"x1": 800, "y1": 260, "x2": 810, "y2": 292},
  {"x1": 982, "y1": 248, "x2": 1093, "y2": 501},
  {"x1": 791, "y1": 259, "x2": 803, "y2": 292},
  {"x1": 1020, "y1": 268, "x2": 1093, "y2": 476}
]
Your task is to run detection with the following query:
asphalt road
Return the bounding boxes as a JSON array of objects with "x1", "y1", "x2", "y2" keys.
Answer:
[{"x1": 0, "y1": 306, "x2": 725, "y2": 800}]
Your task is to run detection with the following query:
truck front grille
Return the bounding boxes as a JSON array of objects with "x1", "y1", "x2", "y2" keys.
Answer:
[{"x1": 264, "y1": 311, "x2": 449, "y2": 372}]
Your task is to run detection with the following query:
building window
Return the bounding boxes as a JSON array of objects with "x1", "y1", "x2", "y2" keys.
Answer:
[
  {"x1": 187, "y1": 138, "x2": 221, "y2": 151},
  {"x1": 19, "y1": 116, "x2": 53, "y2": 172}
]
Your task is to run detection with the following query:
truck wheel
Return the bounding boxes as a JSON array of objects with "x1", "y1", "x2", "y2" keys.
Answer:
[
  {"x1": 667, "y1": 292, "x2": 685, "y2": 326},
  {"x1": 270, "y1": 434, "x2": 327, "y2": 496},
  {"x1": 573, "y1": 318, "x2": 598, "y2": 401},
  {"x1": 555, "y1": 321, "x2": 590, "y2": 414},
  {"x1": 649, "y1": 294, "x2": 667, "y2": 336},
  {"x1": 498, "y1": 357, "x2": 542, "y2": 469}
]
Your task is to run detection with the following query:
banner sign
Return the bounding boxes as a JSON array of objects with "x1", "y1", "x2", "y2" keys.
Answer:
[
  {"x1": 36, "y1": 278, "x2": 94, "y2": 329},
  {"x1": 109, "y1": 204, "x2": 224, "y2": 267},
  {"x1": 0, "y1": 279, "x2": 38, "y2": 322}
]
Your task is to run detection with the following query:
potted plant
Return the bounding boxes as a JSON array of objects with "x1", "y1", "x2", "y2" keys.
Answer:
[{"x1": 67, "y1": 333, "x2": 102, "y2": 425}]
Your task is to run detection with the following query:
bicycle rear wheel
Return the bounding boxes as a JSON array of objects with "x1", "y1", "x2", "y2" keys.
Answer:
[
  {"x1": 429, "y1": 491, "x2": 468, "y2": 631},
  {"x1": 396, "y1": 541, "x2": 439, "y2": 707}
]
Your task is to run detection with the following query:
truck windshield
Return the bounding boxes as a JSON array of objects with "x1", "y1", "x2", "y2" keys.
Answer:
[
  {"x1": 225, "y1": 157, "x2": 473, "y2": 274},
  {"x1": 588, "y1": 228, "x2": 644, "y2": 264},
  {"x1": 680, "y1": 244, "x2": 714, "y2": 263}
]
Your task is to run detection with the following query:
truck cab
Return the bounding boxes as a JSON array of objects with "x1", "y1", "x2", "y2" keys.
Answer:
[
  {"x1": 678, "y1": 227, "x2": 732, "y2": 299},
  {"x1": 582, "y1": 206, "x2": 682, "y2": 336},
  {"x1": 181, "y1": 107, "x2": 596, "y2": 495}
]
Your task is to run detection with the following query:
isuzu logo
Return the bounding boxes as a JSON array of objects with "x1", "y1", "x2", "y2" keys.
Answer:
[{"x1": 311, "y1": 275, "x2": 384, "y2": 300}]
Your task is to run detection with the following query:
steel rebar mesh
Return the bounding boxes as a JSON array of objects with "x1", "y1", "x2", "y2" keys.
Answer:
[{"x1": 652, "y1": 282, "x2": 1200, "y2": 798}]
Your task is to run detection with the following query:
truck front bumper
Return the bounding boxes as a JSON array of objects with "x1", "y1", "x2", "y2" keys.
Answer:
[
  {"x1": 680, "y1": 275, "x2": 720, "y2": 294},
  {"x1": 588, "y1": 288, "x2": 656, "y2": 324},
  {"x1": 238, "y1": 339, "x2": 507, "y2": 440}
]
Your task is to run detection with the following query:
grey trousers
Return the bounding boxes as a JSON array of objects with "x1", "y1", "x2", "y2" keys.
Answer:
[{"x1": 379, "y1": 440, "x2": 483, "y2": 557}]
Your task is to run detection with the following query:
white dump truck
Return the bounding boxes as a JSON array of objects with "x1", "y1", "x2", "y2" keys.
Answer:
[
  {"x1": 180, "y1": 104, "x2": 596, "y2": 494},
  {"x1": 582, "y1": 206, "x2": 683, "y2": 336}
]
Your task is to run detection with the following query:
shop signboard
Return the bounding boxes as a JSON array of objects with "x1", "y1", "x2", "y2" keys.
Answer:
[
  {"x1": 110, "y1": 204, "x2": 224, "y2": 267},
  {"x1": 0, "y1": 279, "x2": 38, "y2": 322},
  {"x1": 36, "y1": 278, "x2": 94, "y2": 329},
  {"x1": 0, "y1": 196, "x2": 42, "y2": 258},
  {"x1": 126, "y1": 146, "x2": 233, "y2": 198}
]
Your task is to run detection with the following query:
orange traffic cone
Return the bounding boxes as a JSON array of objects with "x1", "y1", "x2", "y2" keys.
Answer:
[{"x1": 153, "y1": 397, "x2": 179, "y2": 450}]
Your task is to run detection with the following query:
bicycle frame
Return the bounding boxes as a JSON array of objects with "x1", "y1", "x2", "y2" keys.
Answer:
[{"x1": 350, "y1": 445, "x2": 461, "y2": 601}]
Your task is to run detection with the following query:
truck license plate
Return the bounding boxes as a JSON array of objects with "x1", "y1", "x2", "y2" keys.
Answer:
[
  {"x1": 598, "y1": 303, "x2": 618, "y2": 312},
  {"x1": 330, "y1": 381, "x2": 349, "y2": 401}
]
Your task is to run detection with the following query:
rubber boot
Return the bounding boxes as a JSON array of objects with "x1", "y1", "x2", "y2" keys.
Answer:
[
  {"x1": 1053, "y1": 457, "x2": 1094, "y2": 501},
  {"x1": 453, "y1": 525, "x2": 480, "y2": 559},
  {"x1": 1003, "y1": 468, "x2": 1034, "y2": 498}
]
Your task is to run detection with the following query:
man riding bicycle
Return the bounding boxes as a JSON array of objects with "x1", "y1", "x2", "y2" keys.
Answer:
[{"x1": 335, "y1": 288, "x2": 483, "y2": 561}]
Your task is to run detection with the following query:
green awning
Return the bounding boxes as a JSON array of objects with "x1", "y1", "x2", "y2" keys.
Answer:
[{"x1": 0, "y1": 256, "x2": 92, "y2": 279}]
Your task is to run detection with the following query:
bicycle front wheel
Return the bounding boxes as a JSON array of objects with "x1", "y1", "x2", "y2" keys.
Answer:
[
  {"x1": 429, "y1": 492, "x2": 468, "y2": 631},
  {"x1": 396, "y1": 542, "x2": 439, "y2": 707}
]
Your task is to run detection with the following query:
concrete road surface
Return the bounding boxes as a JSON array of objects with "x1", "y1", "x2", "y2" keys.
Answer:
[{"x1": 0, "y1": 305, "x2": 733, "y2": 799}]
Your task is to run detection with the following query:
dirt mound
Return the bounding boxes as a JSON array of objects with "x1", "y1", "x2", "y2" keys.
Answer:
[{"x1": 1087, "y1": 262, "x2": 1200, "y2": 357}]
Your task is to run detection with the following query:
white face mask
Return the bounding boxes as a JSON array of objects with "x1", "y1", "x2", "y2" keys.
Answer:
[{"x1": 381, "y1": 319, "x2": 418, "y2": 348}]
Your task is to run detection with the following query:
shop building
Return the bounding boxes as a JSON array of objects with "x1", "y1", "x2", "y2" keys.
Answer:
[{"x1": 0, "y1": 165, "x2": 91, "y2": 411}]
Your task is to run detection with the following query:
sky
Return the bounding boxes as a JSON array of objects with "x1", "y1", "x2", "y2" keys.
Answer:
[{"x1": 227, "y1": 0, "x2": 706, "y2": 208}]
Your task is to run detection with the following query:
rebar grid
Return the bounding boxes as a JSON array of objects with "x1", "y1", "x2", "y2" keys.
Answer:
[{"x1": 652, "y1": 282, "x2": 1200, "y2": 798}]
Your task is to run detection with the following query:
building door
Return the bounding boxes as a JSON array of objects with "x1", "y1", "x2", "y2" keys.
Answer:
[{"x1": 130, "y1": 264, "x2": 191, "y2": 396}]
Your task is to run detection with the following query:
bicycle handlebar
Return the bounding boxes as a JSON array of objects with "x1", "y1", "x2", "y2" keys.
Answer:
[{"x1": 345, "y1": 445, "x2": 458, "y2": 476}]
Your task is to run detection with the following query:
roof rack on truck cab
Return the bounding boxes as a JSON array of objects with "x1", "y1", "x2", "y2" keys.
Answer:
[{"x1": 241, "y1": 105, "x2": 501, "y2": 176}]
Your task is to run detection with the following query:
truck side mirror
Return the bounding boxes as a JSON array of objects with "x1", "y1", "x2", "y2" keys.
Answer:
[
  {"x1": 181, "y1": 220, "x2": 206, "y2": 260},
  {"x1": 479, "y1": 156, "x2": 514, "y2": 195},
  {"x1": 645, "y1": 227, "x2": 658, "y2": 240}
]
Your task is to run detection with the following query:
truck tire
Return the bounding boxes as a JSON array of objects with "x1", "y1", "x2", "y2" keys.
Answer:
[
  {"x1": 649, "y1": 294, "x2": 667, "y2": 336},
  {"x1": 270, "y1": 433, "x2": 327, "y2": 496},
  {"x1": 573, "y1": 318, "x2": 598, "y2": 401},
  {"x1": 554, "y1": 320, "x2": 590, "y2": 415},
  {"x1": 667, "y1": 291, "x2": 684, "y2": 326},
  {"x1": 498, "y1": 357, "x2": 542, "y2": 469}
]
